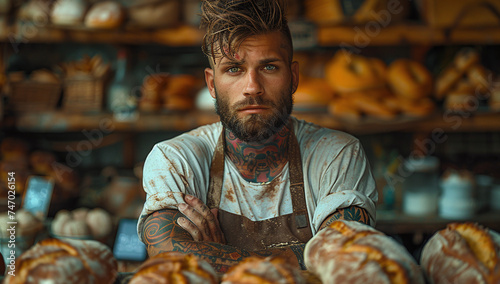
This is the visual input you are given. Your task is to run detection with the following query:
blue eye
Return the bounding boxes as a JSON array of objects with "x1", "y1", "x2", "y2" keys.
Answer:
[
  {"x1": 227, "y1": 67, "x2": 240, "y2": 73},
  {"x1": 264, "y1": 65, "x2": 277, "y2": 71}
]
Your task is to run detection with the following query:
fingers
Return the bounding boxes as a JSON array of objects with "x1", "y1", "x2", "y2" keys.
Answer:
[
  {"x1": 178, "y1": 202, "x2": 212, "y2": 241},
  {"x1": 211, "y1": 208, "x2": 226, "y2": 244},
  {"x1": 185, "y1": 195, "x2": 223, "y2": 243},
  {"x1": 176, "y1": 216, "x2": 202, "y2": 241}
]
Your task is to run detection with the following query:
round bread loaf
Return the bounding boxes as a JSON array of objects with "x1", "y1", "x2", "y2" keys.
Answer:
[
  {"x1": 387, "y1": 59, "x2": 433, "y2": 100},
  {"x1": 420, "y1": 222, "x2": 500, "y2": 284},
  {"x1": 222, "y1": 256, "x2": 305, "y2": 284},
  {"x1": 325, "y1": 50, "x2": 386, "y2": 93},
  {"x1": 51, "y1": 0, "x2": 87, "y2": 26},
  {"x1": 129, "y1": 251, "x2": 218, "y2": 284},
  {"x1": 3, "y1": 238, "x2": 117, "y2": 284},
  {"x1": 304, "y1": 220, "x2": 425, "y2": 284},
  {"x1": 85, "y1": 1, "x2": 125, "y2": 29}
]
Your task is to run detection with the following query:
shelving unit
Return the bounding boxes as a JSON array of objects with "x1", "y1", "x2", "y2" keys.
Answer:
[
  {"x1": 6, "y1": 110, "x2": 500, "y2": 135},
  {"x1": 1, "y1": 16, "x2": 499, "y2": 239}
]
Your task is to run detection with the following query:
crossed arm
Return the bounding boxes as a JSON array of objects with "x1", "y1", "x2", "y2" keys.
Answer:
[{"x1": 140, "y1": 195, "x2": 369, "y2": 273}]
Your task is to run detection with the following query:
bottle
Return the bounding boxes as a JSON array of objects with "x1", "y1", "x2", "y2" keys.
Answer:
[{"x1": 107, "y1": 49, "x2": 138, "y2": 121}]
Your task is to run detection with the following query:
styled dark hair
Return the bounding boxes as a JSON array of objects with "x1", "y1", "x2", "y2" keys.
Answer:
[{"x1": 200, "y1": 0, "x2": 293, "y2": 64}]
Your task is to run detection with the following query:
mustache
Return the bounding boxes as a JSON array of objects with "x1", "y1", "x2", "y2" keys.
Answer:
[{"x1": 232, "y1": 96, "x2": 275, "y2": 109}]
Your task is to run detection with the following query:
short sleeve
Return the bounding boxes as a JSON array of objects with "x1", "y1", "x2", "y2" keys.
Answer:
[{"x1": 311, "y1": 140, "x2": 378, "y2": 232}]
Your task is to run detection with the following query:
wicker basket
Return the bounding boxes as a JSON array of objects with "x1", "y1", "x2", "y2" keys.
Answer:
[
  {"x1": 63, "y1": 76, "x2": 106, "y2": 112},
  {"x1": 8, "y1": 81, "x2": 62, "y2": 112}
]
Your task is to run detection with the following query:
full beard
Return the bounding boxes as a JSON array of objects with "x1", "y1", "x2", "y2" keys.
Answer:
[{"x1": 215, "y1": 84, "x2": 294, "y2": 142}]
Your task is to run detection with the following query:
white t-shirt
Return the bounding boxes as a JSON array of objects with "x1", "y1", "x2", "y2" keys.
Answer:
[{"x1": 138, "y1": 117, "x2": 378, "y2": 241}]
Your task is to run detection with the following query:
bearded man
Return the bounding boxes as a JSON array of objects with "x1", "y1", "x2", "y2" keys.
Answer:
[{"x1": 138, "y1": 0, "x2": 377, "y2": 272}]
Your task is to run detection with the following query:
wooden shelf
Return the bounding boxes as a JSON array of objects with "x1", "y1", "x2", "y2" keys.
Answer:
[
  {"x1": 376, "y1": 210, "x2": 500, "y2": 235},
  {"x1": 317, "y1": 24, "x2": 500, "y2": 46},
  {"x1": 2, "y1": 21, "x2": 500, "y2": 47},
  {"x1": 6, "y1": 110, "x2": 500, "y2": 134},
  {"x1": 1, "y1": 23, "x2": 204, "y2": 46}
]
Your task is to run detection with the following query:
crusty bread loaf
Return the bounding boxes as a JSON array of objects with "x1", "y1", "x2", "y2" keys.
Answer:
[
  {"x1": 420, "y1": 222, "x2": 500, "y2": 284},
  {"x1": 304, "y1": 220, "x2": 425, "y2": 284},
  {"x1": 222, "y1": 256, "x2": 305, "y2": 284},
  {"x1": 129, "y1": 251, "x2": 218, "y2": 284},
  {"x1": 4, "y1": 238, "x2": 117, "y2": 284}
]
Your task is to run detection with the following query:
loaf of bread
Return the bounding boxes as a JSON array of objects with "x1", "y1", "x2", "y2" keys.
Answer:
[
  {"x1": 420, "y1": 222, "x2": 500, "y2": 284},
  {"x1": 84, "y1": 1, "x2": 125, "y2": 29},
  {"x1": 222, "y1": 256, "x2": 305, "y2": 284},
  {"x1": 4, "y1": 238, "x2": 117, "y2": 284},
  {"x1": 304, "y1": 220, "x2": 425, "y2": 284},
  {"x1": 129, "y1": 251, "x2": 218, "y2": 284}
]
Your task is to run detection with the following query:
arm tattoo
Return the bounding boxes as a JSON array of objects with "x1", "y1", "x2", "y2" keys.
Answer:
[
  {"x1": 141, "y1": 209, "x2": 300, "y2": 273},
  {"x1": 319, "y1": 206, "x2": 370, "y2": 230}
]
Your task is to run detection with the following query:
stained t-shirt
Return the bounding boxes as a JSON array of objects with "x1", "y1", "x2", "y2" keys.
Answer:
[{"x1": 137, "y1": 117, "x2": 378, "y2": 241}]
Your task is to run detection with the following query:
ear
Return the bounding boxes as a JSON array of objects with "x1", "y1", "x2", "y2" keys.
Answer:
[
  {"x1": 291, "y1": 61, "x2": 299, "y2": 94},
  {"x1": 204, "y1": 68, "x2": 216, "y2": 99}
]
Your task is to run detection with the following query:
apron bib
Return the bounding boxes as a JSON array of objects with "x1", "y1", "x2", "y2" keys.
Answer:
[{"x1": 207, "y1": 125, "x2": 313, "y2": 251}]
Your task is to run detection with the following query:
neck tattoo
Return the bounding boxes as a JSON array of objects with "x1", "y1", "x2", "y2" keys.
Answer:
[{"x1": 225, "y1": 126, "x2": 290, "y2": 183}]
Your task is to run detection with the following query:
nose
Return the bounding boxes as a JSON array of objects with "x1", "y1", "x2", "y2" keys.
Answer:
[{"x1": 243, "y1": 70, "x2": 264, "y2": 96}]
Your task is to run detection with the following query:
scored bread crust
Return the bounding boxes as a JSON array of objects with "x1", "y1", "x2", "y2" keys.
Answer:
[
  {"x1": 129, "y1": 251, "x2": 218, "y2": 284},
  {"x1": 304, "y1": 220, "x2": 425, "y2": 284},
  {"x1": 222, "y1": 256, "x2": 305, "y2": 284},
  {"x1": 421, "y1": 222, "x2": 500, "y2": 284},
  {"x1": 4, "y1": 238, "x2": 117, "y2": 284}
]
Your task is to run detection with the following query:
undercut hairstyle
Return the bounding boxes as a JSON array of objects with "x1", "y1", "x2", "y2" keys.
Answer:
[{"x1": 200, "y1": 0, "x2": 293, "y2": 65}]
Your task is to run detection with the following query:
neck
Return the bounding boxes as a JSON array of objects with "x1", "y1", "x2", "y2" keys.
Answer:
[{"x1": 225, "y1": 125, "x2": 290, "y2": 183}]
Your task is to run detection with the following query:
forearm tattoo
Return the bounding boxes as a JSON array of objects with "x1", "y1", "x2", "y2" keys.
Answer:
[
  {"x1": 142, "y1": 209, "x2": 297, "y2": 273},
  {"x1": 320, "y1": 206, "x2": 370, "y2": 230}
]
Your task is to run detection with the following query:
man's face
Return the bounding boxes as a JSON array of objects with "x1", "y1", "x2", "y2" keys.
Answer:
[{"x1": 205, "y1": 31, "x2": 299, "y2": 142}]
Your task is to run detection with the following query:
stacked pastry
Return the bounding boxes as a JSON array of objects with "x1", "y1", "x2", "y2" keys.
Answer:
[
  {"x1": 326, "y1": 50, "x2": 435, "y2": 121},
  {"x1": 435, "y1": 48, "x2": 495, "y2": 112},
  {"x1": 222, "y1": 256, "x2": 305, "y2": 284},
  {"x1": 129, "y1": 251, "x2": 218, "y2": 284},
  {"x1": 420, "y1": 222, "x2": 500, "y2": 283},
  {"x1": 304, "y1": 220, "x2": 425, "y2": 284},
  {"x1": 139, "y1": 74, "x2": 203, "y2": 112},
  {"x1": 3, "y1": 238, "x2": 118, "y2": 284}
]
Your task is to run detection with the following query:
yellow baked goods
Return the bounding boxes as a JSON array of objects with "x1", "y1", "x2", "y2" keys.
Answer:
[
  {"x1": 4, "y1": 238, "x2": 118, "y2": 284},
  {"x1": 129, "y1": 251, "x2": 218, "y2": 284},
  {"x1": 387, "y1": 59, "x2": 433, "y2": 100},
  {"x1": 294, "y1": 76, "x2": 335, "y2": 109},
  {"x1": 420, "y1": 222, "x2": 500, "y2": 284},
  {"x1": 305, "y1": 220, "x2": 425, "y2": 284},
  {"x1": 222, "y1": 256, "x2": 305, "y2": 284},
  {"x1": 325, "y1": 50, "x2": 386, "y2": 93}
]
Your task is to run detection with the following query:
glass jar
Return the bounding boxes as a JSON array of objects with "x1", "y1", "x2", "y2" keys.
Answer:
[{"x1": 402, "y1": 156, "x2": 440, "y2": 216}]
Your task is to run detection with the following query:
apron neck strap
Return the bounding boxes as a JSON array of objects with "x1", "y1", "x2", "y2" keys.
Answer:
[{"x1": 207, "y1": 121, "x2": 309, "y2": 229}]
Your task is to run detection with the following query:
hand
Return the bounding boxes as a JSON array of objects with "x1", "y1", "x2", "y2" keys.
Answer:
[{"x1": 177, "y1": 195, "x2": 226, "y2": 244}]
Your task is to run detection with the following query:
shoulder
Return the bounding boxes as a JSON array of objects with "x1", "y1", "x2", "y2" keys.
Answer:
[
  {"x1": 153, "y1": 122, "x2": 223, "y2": 156},
  {"x1": 292, "y1": 117, "x2": 360, "y2": 155}
]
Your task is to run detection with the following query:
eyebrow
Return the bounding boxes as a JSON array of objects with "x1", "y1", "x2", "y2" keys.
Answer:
[{"x1": 220, "y1": 57, "x2": 283, "y2": 67}]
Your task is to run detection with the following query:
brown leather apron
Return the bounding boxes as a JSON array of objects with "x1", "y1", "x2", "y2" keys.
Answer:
[{"x1": 207, "y1": 125, "x2": 313, "y2": 251}]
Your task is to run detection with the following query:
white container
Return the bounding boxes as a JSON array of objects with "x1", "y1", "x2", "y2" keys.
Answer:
[
  {"x1": 439, "y1": 170, "x2": 476, "y2": 219},
  {"x1": 402, "y1": 156, "x2": 440, "y2": 216}
]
